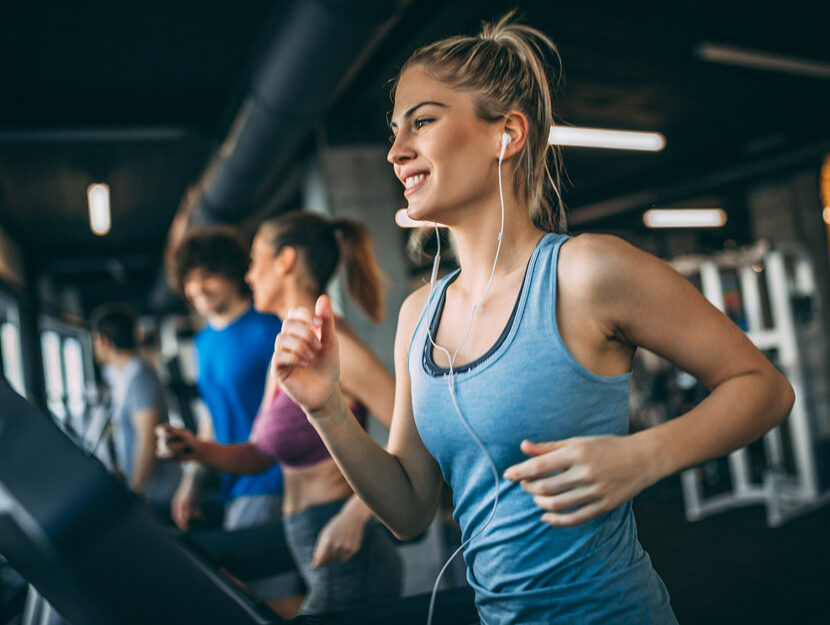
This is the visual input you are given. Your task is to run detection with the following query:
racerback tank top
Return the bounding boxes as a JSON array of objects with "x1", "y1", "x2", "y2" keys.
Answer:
[{"x1": 408, "y1": 233, "x2": 676, "y2": 624}]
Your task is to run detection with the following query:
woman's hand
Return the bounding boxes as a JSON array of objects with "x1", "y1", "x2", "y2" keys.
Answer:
[
  {"x1": 156, "y1": 424, "x2": 201, "y2": 462},
  {"x1": 503, "y1": 435, "x2": 658, "y2": 526},
  {"x1": 274, "y1": 295, "x2": 341, "y2": 415},
  {"x1": 310, "y1": 504, "x2": 370, "y2": 568}
]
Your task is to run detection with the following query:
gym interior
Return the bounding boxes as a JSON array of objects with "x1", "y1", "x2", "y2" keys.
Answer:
[{"x1": 1, "y1": 1, "x2": 829, "y2": 624}]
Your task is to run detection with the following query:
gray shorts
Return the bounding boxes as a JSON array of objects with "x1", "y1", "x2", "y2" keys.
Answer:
[
  {"x1": 223, "y1": 494, "x2": 282, "y2": 530},
  {"x1": 283, "y1": 498, "x2": 402, "y2": 615},
  {"x1": 223, "y1": 494, "x2": 304, "y2": 599}
]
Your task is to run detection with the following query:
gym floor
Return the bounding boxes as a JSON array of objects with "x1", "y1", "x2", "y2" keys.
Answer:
[{"x1": 635, "y1": 476, "x2": 830, "y2": 625}]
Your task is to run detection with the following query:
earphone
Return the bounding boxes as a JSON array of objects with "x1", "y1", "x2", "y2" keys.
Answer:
[{"x1": 424, "y1": 130, "x2": 510, "y2": 625}]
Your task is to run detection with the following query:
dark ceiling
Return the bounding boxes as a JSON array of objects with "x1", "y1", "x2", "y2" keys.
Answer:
[
  {"x1": 328, "y1": 0, "x2": 830, "y2": 215},
  {"x1": 1, "y1": 0, "x2": 829, "y2": 313}
]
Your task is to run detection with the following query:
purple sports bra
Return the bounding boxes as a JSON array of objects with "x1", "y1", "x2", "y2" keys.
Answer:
[{"x1": 250, "y1": 387, "x2": 368, "y2": 469}]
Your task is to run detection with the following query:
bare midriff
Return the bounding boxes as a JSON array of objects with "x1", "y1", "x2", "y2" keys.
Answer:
[{"x1": 281, "y1": 458, "x2": 353, "y2": 516}]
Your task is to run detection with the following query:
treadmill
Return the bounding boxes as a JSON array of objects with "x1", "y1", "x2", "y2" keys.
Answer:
[
  {"x1": 0, "y1": 377, "x2": 478, "y2": 625},
  {"x1": 0, "y1": 375, "x2": 283, "y2": 625}
]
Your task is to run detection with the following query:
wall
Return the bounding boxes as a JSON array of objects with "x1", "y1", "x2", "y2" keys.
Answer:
[{"x1": 0, "y1": 224, "x2": 25, "y2": 288}]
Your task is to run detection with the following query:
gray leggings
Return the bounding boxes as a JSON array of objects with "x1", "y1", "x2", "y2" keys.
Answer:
[{"x1": 283, "y1": 498, "x2": 402, "y2": 615}]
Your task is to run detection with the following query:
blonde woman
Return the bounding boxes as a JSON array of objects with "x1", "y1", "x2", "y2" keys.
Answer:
[{"x1": 271, "y1": 15, "x2": 793, "y2": 624}]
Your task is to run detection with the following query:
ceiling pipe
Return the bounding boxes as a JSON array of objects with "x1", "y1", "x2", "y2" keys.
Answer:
[
  {"x1": 0, "y1": 127, "x2": 192, "y2": 144},
  {"x1": 190, "y1": 0, "x2": 406, "y2": 225},
  {"x1": 154, "y1": 0, "x2": 408, "y2": 310}
]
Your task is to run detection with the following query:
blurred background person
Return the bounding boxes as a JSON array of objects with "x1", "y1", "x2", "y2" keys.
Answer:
[
  {"x1": 91, "y1": 304, "x2": 180, "y2": 512},
  {"x1": 160, "y1": 212, "x2": 401, "y2": 616},
  {"x1": 167, "y1": 226, "x2": 284, "y2": 531}
]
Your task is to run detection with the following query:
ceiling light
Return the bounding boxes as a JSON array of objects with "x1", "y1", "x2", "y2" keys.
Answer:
[
  {"x1": 549, "y1": 126, "x2": 665, "y2": 151},
  {"x1": 696, "y1": 43, "x2": 830, "y2": 80},
  {"x1": 643, "y1": 209, "x2": 727, "y2": 228},
  {"x1": 87, "y1": 183, "x2": 111, "y2": 236}
]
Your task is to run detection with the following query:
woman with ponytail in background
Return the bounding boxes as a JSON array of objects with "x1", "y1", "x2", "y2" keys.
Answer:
[
  {"x1": 270, "y1": 13, "x2": 794, "y2": 625},
  {"x1": 159, "y1": 211, "x2": 401, "y2": 616}
]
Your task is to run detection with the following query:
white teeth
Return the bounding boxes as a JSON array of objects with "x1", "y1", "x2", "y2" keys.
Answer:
[{"x1": 404, "y1": 173, "x2": 427, "y2": 189}]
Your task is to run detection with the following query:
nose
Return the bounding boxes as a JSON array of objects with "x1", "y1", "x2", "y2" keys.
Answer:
[{"x1": 387, "y1": 130, "x2": 414, "y2": 166}]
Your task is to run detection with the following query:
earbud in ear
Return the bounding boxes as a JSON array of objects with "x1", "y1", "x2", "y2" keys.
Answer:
[{"x1": 501, "y1": 132, "x2": 512, "y2": 147}]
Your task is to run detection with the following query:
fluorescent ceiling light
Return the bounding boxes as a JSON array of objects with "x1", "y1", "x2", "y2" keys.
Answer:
[
  {"x1": 643, "y1": 208, "x2": 727, "y2": 228},
  {"x1": 549, "y1": 126, "x2": 665, "y2": 151},
  {"x1": 696, "y1": 42, "x2": 830, "y2": 81},
  {"x1": 87, "y1": 183, "x2": 111, "y2": 236}
]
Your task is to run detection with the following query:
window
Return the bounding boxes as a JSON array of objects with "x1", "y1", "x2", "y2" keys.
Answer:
[
  {"x1": 63, "y1": 337, "x2": 86, "y2": 420},
  {"x1": 0, "y1": 321, "x2": 25, "y2": 398},
  {"x1": 41, "y1": 330, "x2": 66, "y2": 420},
  {"x1": 0, "y1": 291, "x2": 26, "y2": 399},
  {"x1": 39, "y1": 316, "x2": 96, "y2": 430}
]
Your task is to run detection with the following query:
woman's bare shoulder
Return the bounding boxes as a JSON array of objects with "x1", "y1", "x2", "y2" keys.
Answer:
[
  {"x1": 561, "y1": 232, "x2": 639, "y2": 266},
  {"x1": 398, "y1": 282, "x2": 432, "y2": 336},
  {"x1": 558, "y1": 233, "x2": 644, "y2": 296}
]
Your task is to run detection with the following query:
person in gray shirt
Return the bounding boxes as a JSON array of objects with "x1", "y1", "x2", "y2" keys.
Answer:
[{"x1": 91, "y1": 305, "x2": 179, "y2": 508}]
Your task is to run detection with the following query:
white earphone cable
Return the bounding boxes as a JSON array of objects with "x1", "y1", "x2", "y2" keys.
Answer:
[{"x1": 425, "y1": 137, "x2": 509, "y2": 625}]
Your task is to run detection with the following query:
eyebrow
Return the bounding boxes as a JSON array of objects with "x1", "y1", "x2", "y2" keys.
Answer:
[{"x1": 389, "y1": 101, "x2": 447, "y2": 129}]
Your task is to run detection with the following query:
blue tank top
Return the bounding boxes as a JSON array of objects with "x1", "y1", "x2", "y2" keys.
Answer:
[{"x1": 409, "y1": 233, "x2": 676, "y2": 624}]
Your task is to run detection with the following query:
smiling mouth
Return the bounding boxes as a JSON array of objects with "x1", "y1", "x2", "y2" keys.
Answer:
[{"x1": 404, "y1": 173, "x2": 429, "y2": 196}]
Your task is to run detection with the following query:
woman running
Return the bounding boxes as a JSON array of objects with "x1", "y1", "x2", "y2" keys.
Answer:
[{"x1": 270, "y1": 14, "x2": 794, "y2": 625}]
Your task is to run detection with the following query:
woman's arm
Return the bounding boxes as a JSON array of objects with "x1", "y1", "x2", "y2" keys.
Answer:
[
  {"x1": 310, "y1": 494, "x2": 374, "y2": 568},
  {"x1": 505, "y1": 234, "x2": 794, "y2": 525},
  {"x1": 259, "y1": 354, "x2": 279, "y2": 414},
  {"x1": 337, "y1": 327, "x2": 395, "y2": 429},
  {"x1": 309, "y1": 323, "x2": 396, "y2": 567},
  {"x1": 274, "y1": 293, "x2": 444, "y2": 540},
  {"x1": 156, "y1": 424, "x2": 275, "y2": 475}
]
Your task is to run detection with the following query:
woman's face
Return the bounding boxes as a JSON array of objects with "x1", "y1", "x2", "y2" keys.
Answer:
[
  {"x1": 245, "y1": 233, "x2": 280, "y2": 313},
  {"x1": 387, "y1": 67, "x2": 501, "y2": 225}
]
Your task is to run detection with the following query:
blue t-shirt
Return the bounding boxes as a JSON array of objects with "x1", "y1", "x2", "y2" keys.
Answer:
[{"x1": 195, "y1": 305, "x2": 283, "y2": 501}]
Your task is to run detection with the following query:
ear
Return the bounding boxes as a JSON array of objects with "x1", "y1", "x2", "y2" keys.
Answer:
[
  {"x1": 276, "y1": 246, "x2": 298, "y2": 274},
  {"x1": 499, "y1": 110, "x2": 530, "y2": 159}
]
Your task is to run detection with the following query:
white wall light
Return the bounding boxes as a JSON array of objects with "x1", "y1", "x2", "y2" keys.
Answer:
[
  {"x1": 643, "y1": 208, "x2": 727, "y2": 228},
  {"x1": 549, "y1": 126, "x2": 665, "y2": 151},
  {"x1": 396, "y1": 208, "x2": 448, "y2": 229},
  {"x1": 395, "y1": 209, "x2": 422, "y2": 228},
  {"x1": 87, "y1": 183, "x2": 111, "y2": 236}
]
